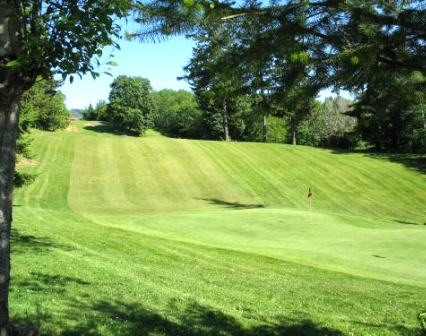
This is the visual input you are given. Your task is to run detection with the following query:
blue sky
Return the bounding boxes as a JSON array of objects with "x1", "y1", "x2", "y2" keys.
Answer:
[
  {"x1": 61, "y1": 35, "x2": 195, "y2": 109},
  {"x1": 60, "y1": 23, "x2": 351, "y2": 109}
]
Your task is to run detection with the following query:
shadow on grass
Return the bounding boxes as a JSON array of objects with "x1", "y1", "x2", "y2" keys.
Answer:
[
  {"x1": 11, "y1": 304, "x2": 50, "y2": 336},
  {"x1": 200, "y1": 198, "x2": 265, "y2": 209},
  {"x1": 83, "y1": 122, "x2": 139, "y2": 137},
  {"x1": 331, "y1": 148, "x2": 426, "y2": 174},
  {"x1": 12, "y1": 299, "x2": 425, "y2": 336},
  {"x1": 11, "y1": 229, "x2": 74, "y2": 254},
  {"x1": 25, "y1": 300, "x2": 344, "y2": 336},
  {"x1": 365, "y1": 152, "x2": 426, "y2": 174},
  {"x1": 394, "y1": 220, "x2": 426, "y2": 226},
  {"x1": 351, "y1": 319, "x2": 425, "y2": 336},
  {"x1": 12, "y1": 272, "x2": 91, "y2": 295}
]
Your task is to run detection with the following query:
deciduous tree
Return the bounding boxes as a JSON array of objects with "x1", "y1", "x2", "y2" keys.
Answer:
[
  {"x1": 0, "y1": 1, "x2": 130, "y2": 333},
  {"x1": 106, "y1": 75, "x2": 154, "y2": 135},
  {"x1": 151, "y1": 89, "x2": 202, "y2": 138}
]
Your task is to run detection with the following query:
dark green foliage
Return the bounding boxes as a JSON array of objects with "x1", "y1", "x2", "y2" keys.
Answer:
[
  {"x1": 15, "y1": 77, "x2": 67, "y2": 187},
  {"x1": 106, "y1": 76, "x2": 154, "y2": 135},
  {"x1": 20, "y1": 78, "x2": 69, "y2": 132},
  {"x1": 264, "y1": 116, "x2": 287, "y2": 143},
  {"x1": 5, "y1": 0, "x2": 131, "y2": 81},
  {"x1": 182, "y1": 21, "x2": 248, "y2": 141},
  {"x1": 15, "y1": 133, "x2": 32, "y2": 160},
  {"x1": 350, "y1": 72, "x2": 426, "y2": 152},
  {"x1": 94, "y1": 100, "x2": 108, "y2": 121},
  {"x1": 13, "y1": 172, "x2": 36, "y2": 188},
  {"x1": 82, "y1": 104, "x2": 97, "y2": 121},
  {"x1": 14, "y1": 133, "x2": 35, "y2": 189},
  {"x1": 1, "y1": 1, "x2": 133, "y2": 332},
  {"x1": 82, "y1": 101, "x2": 108, "y2": 121},
  {"x1": 151, "y1": 89, "x2": 203, "y2": 138},
  {"x1": 137, "y1": 0, "x2": 426, "y2": 152},
  {"x1": 195, "y1": 93, "x2": 253, "y2": 141},
  {"x1": 298, "y1": 97, "x2": 357, "y2": 148}
]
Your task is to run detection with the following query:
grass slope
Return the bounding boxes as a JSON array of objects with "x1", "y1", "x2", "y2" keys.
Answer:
[{"x1": 11, "y1": 121, "x2": 426, "y2": 335}]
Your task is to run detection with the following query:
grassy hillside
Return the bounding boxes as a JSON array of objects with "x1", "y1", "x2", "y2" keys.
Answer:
[{"x1": 11, "y1": 121, "x2": 426, "y2": 335}]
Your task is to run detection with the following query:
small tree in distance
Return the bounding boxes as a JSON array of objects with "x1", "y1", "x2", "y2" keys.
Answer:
[
  {"x1": 82, "y1": 104, "x2": 97, "y2": 121},
  {"x1": 20, "y1": 78, "x2": 70, "y2": 131},
  {"x1": 106, "y1": 75, "x2": 154, "y2": 135}
]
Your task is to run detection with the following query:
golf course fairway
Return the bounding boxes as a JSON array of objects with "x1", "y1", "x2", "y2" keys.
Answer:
[{"x1": 11, "y1": 121, "x2": 426, "y2": 335}]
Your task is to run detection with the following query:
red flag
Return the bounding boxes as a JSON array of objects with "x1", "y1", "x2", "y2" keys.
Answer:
[{"x1": 307, "y1": 187, "x2": 313, "y2": 198}]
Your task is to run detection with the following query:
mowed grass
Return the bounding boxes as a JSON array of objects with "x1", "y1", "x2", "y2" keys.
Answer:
[{"x1": 11, "y1": 121, "x2": 426, "y2": 335}]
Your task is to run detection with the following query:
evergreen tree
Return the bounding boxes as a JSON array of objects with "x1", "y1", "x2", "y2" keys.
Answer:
[
  {"x1": 136, "y1": 0, "x2": 426, "y2": 150},
  {"x1": 20, "y1": 78, "x2": 69, "y2": 131},
  {"x1": 182, "y1": 22, "x2": 246, "y2": 141}
]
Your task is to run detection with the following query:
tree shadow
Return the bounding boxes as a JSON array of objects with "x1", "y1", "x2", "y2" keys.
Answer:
[
  {"x1": 61, "y1": 300, "x2": 344, "y2": 336},
  {"x1": 11, "y1": 229, "x2": 74, "y2": 254},
  {"x1": 365, "y1": 152, "x2": 426, "y2": 175},
  {"x1": 12, "y1": 299, "x2": 425, "y2": 336},
  {"x1": 11, "y1": 304, "x2": 50, "y2": 336},
  {"x1": 11, "y1": 272, "x2": 91, "y2": 295},
  {"x1": 83, "y1": 122, "x2": 138, "y2": 137},
  {"x1": 200, "y1": 198, "x2": 265, "y2": 209},
  {"x1": 331, "y1": 148, "x2": 426, "y2": 174},
  {"x1": 394, "y1": 220, "x2": 426, "y2": 226},
  {"x1": 350, "y1": 319, "x2": 424, "y2": 336}
]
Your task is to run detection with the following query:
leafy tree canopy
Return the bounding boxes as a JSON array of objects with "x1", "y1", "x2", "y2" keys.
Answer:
[
  {"x1": 151, "y1": 89, "x2": 202, "y2": 138},
  {"x1": 106, "y1": 75, "x2": 154, "y2": 135},
  {"x1": 0, "y1": 1, "x2": 132, "y2": 334},
  {"x1": 136, "y1": 0, "x2": 426, "y2": 151},
  {"x1": 1, "y1": 0, "x2": 131, "y2": 85}
]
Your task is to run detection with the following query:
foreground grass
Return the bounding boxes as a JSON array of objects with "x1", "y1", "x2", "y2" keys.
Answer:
[{"x1": 11, "y1": 122, "x2": 426, "y2": 335}]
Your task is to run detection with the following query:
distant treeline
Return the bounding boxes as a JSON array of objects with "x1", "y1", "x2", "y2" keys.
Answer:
[
  {"x1": 19, "y1": 74, "x2": 424, "y2": 153},
  {"x1": 81, "y1": 73, "x2": 425, "y2": 152},
  {"x1": 81, "y1": 76, "x2": 357, "y2": 149},
  {"x1": 134, "y1": 0, "x2": 425, "y2": 154}
]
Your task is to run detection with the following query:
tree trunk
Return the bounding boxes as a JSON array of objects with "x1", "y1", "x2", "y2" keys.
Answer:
[
  {"x1": 262, "y1": 112, "x2": 268, "y2": 142},
  {"x1": 0, "y1": 2, "x2": 26, "y2": 334},
  {"x1": 0, "y1": 94, "x2": 20, "y2": 336},
  {"x1": 292, "y1": 130, "x2": 297, "y2": 145},
  {"x1": 291, "y1": 117, "x2": 297, "y2": 145},
  {"x1": 222, "y1": 100, "x2": 231, "y2": 142}
]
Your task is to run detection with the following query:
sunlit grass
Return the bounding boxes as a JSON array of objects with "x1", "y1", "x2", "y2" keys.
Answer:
[{"x1": 11, "y1": 121, "x2": 426, "y2": 335}]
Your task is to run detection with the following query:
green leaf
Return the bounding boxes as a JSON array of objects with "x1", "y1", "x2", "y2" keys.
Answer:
[
  {"x1": 183, "y1": 0, "x2": 195, "y2": 7},
  {"x1": 290, "y1": 51, "x2": 309, "y2": 64},
  {"x1": 69, "y1": 76, "x2": 74, "y2": 84},
  {"x1": 6, "y1": 60, "x2": 23, "y2": 69}
]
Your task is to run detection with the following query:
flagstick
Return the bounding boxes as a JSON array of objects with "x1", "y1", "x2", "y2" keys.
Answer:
[{"x1": 308, "y1": 191, "x2": 312, "y2": 226}]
